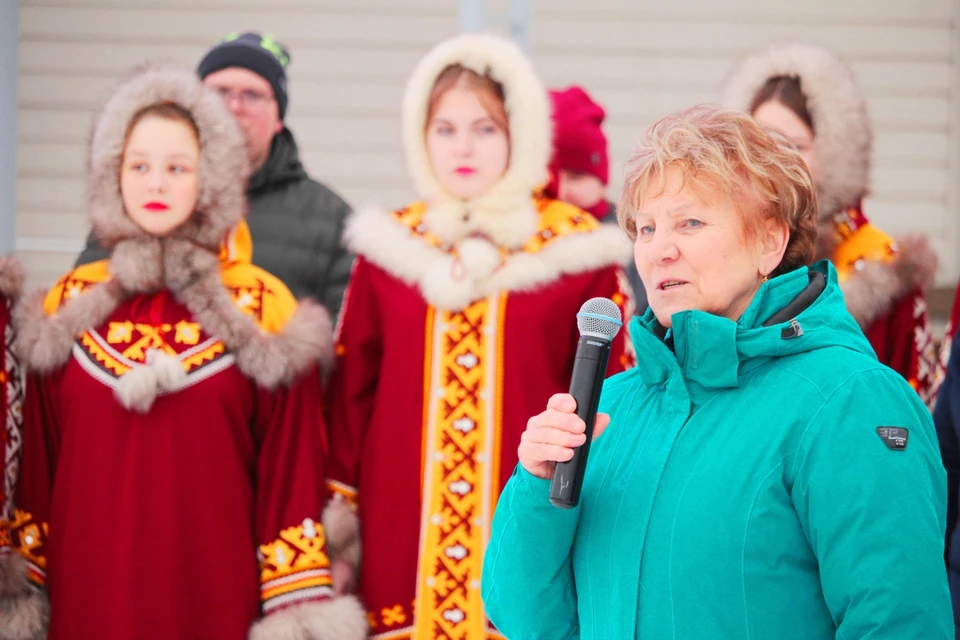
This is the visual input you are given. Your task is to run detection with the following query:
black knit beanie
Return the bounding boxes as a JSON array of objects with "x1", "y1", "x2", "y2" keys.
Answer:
[{"x1": 197, "y1": 32, "x2": 291, "y2": 120}]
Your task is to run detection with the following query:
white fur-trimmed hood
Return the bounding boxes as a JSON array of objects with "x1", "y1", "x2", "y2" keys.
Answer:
[
  {"x1": 721, "y1": 43, "x2": 872, "y2": 220},
  {"x1": 402, "y1": 33, "x2": 552, "y2": 250}
]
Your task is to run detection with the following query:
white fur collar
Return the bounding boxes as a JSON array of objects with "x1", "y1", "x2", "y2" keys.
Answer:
[{"x1": 345, "y1": 203, "x2": 632, "y2": 312}]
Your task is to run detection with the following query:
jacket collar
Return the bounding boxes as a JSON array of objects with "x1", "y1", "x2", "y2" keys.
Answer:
[
  {"x1": 629, "y1": 261, "x2": 849, "y2": 396},
  {"x1": 248, "y1": 127, "x2": 307, "y2": 194}
]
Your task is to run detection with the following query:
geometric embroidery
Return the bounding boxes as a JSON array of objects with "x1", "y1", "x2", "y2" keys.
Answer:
[
  {"x1": 258, "y1": 517, "x2": 333, "y2": 614},
  {"x1": 912, "y1": 295, "x2": 936, "y2": 406},
  {"x1": 409, "y1": 297, "x2": 504, "y2": 639},
  {"x1": 73, "y1": 328, "x2": 232, "y2": 395},
  {"x1": 2, "y1": 297, "x2": 23, "y2": 523},
  {"x1": 53, "y1": 282, "x2": 274, "y2": 395},
  {"x1": 7, "y1": 508, "x2": 48, "y2": 587}
]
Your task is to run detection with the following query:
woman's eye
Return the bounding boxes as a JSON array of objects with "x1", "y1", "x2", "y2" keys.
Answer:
[
  {"x1": 437, "y1": 125, "x2": 454, "y2": 135},
  {"x1": 477, "y1": 124, "x2": 497, "y2": 135},
  {"x1": 682, "y1": 219, "x2": 703, "y2": 229},
  {"x1": 638, "y1": 225, "x2": 655, "y2": 236}
]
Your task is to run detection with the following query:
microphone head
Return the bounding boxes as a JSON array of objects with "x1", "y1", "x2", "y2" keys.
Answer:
[{"x1": 576, "y1": 297, "x2": 622, "y2": 340}]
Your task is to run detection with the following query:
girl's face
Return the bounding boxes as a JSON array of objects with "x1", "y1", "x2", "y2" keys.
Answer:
[
  {"x1": 121, "y1": 116, "x2": 201, "y2": 237},
  {"x1": 425, "y1": 86, "x2": 510, "y2": 200},
  {"x1": 753, "y1": 100, "x2": 820, "y2": 184}
]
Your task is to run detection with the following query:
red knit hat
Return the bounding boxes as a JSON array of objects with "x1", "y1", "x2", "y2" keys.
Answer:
[{"x1": 547, "y1": 86, "x2": 609, "y2": 198}]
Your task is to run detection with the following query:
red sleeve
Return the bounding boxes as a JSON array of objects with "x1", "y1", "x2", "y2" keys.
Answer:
[
  {"x1": 323, "y1": 257, "x2": 383, "y2": 508},
  {"x1": 6, "y1": 371, "x2": 62, "y2": 589},
  {"x1": 865, "y1": 288, "x2": 935, "y2": 404},
  {"x1": 253, "y1": 366, "x2": 334, "y2": 615}
]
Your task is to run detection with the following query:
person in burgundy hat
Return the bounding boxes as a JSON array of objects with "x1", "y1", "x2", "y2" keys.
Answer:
[{"x1": 547, "y1": 86, "x2": 646, "y2": 310}]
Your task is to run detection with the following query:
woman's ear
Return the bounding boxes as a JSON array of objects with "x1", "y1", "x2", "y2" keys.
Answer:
[{"x1": 758, "y1": 217, "x2": 790, "y2": 277}]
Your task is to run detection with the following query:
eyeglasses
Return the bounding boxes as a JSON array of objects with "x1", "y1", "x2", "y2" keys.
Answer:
[{"x1": 212, "y1": 87, "x2": 275, "y2": 113}]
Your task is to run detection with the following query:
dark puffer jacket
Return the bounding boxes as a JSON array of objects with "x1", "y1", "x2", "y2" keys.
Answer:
[{"x1": 76, "y1": 127, "x2": 355, "y2": 319}]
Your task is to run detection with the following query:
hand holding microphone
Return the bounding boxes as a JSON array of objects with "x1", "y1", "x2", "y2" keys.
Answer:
[
  {"x1": 517, "y1": 394, "x2": 611, "y2": 479},
  {"x1": 517, "y1": 297, "x2": 623, "y2": 508}
]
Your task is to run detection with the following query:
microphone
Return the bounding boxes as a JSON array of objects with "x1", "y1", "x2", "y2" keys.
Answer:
[{"x1": 549, "y1": 297, "x2": 623, "y2": 509}]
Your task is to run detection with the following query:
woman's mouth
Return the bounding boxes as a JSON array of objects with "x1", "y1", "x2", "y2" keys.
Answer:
[
  {"x1": 658, "y1": 280, "x2": 688, "y2": 291},
  {"x1": 455, "y1": 167, "x2": 477, "y2": 176},
  {"x1": 143, "y1": 202, "x2": 169, "y2": 211}
]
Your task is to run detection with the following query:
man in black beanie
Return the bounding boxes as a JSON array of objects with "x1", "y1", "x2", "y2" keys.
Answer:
[{"x1": 76, "y1": 32, "x2": 355, "y2": 320}]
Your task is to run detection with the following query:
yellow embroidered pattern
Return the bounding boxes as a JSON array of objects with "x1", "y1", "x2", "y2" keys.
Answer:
[
  {"x1": 413, "y1": 299, "x2": 499, "y2": 638},
  {"x1": 6, "y1": 508, "x2": 48, "y2": 586},
  {"x1": 258, "y1": 517, "x2": 333, "y2": 613}
]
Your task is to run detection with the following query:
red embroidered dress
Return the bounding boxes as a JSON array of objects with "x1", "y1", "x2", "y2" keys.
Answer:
[
  {"x1": 322, "y1": 34, "x2": 635, "y2": 640},
  {"x1": 0, "y1": 66, "x2": 366, "y2": 640}
]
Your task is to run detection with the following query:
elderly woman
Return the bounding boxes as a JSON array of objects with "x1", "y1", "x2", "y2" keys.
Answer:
[{"x1": 481, "y1": 105, "x2": 953, "y2": 639}]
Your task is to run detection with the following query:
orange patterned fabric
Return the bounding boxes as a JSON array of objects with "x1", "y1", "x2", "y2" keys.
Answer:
[
  {"x1": 258, "y1": 517, "x2": 333, "y2": 614},
  {"x1": 831, "y1": 207, "x2": 897, "y2": 282},
  {"x1": 5, "y1": 508, "x2": 48, "y2": 586},
  {"x1": 412, "y1": 297, "x2": 506, "y2": 638}
]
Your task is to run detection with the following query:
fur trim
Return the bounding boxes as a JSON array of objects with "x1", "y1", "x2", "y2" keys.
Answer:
[
  {"x1": 110, "y1": 238, "x2": 165, "y2": 293},
  {"x1": 402, "y1": 34, "x2": 551, "y2": 250},
  {"x1": 113, "y1": 348, "x2": 187, "y2": 413},
  {"x1": 248, "y1": 595, "x2": 368, "y2": 640},
  {"x1": 12, "y1": 281, "x2": 124, "y2": 373},
  {"x1": 13, "y1": 237, "x2": 333, "y2": 387},
  {"x1": 0, "y1": 256, "x2": 24, "y2": 301},
  {"x1": 321, "y1": 499, "x2": 361, "y2": 573},
  {"x1": 0, "y1": 553, "x2": 49, "y2": 640},
  {"x1": 837, "y1": 233, "x2": 937, "y2": 328},
  {"x1": 346, "y1": 206, "x2": 632, "y2": 312},
  {"x1": 169, "y1": 248, "x2": 334, "y2": 388},
  {"x1": 721, "y1": 43, "x2": 871, "y2": 220},
  {"x1": 88, "y1": 63, "x2": 248, "y2": 250}
]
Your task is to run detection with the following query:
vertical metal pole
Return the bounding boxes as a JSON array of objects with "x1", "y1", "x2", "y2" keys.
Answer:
[
  {"x1": 0, "y1": 0, "x2": 18, "y2": 254},
  {"x1": 507, "y1": 0, "x2": 533, "y2": 54},
  {"x1": 459, "y1": 0, "x2": 487, "y2": 33}
]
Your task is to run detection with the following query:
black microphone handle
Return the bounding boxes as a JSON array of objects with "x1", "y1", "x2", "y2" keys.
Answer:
[{"x1": 549, "y1": 335, "x2": 612, "y2": 509}]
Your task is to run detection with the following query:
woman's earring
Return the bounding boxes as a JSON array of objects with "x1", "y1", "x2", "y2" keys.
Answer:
[{"x1": 761, "y1": 273, "x2": 769, "y2": 283}]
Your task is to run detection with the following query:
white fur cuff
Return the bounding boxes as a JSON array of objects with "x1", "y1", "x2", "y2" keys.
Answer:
[
  {"x1": 0, "y1": 552, "x2": 49, "y2": 640},
  {"x1": 248, "y1": 595, "x2": 368, "y2": 640}
]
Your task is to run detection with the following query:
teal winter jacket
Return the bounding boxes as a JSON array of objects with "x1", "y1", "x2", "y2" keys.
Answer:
[{"x1": 482, "y1": 261, "x2": 952, "y2": 639}]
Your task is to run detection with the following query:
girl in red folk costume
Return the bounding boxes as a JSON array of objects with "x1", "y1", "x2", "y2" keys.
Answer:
[
  {"x1": 722, "y1": 44, "x2": 937, "y2": 404},
  {"x1": 0, "y1": 66, "x2": 367, "y2": 640},
  {"x1": 323, "y1": 34, "x2": 634, "y2": 640}
]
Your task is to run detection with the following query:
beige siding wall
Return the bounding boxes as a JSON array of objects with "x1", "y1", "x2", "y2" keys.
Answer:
[
  {"x1": 531, "y1": 0, "x2": 959, "y2": 283},
  {"x1": 15, "y1": 0, "x2": 458, "y2": 286},
  {"x1": 15, "y1": 0, "x2": 960, "y2": 289}
]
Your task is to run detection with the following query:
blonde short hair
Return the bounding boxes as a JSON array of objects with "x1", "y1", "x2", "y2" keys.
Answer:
[{"x1": 617, "y1": 104, "x2": 818, "y2": 277}]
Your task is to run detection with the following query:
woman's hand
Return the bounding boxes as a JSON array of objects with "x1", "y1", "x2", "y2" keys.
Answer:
[{"x1": 518, "y1": 393, "x2": 611, "y2": 480}]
